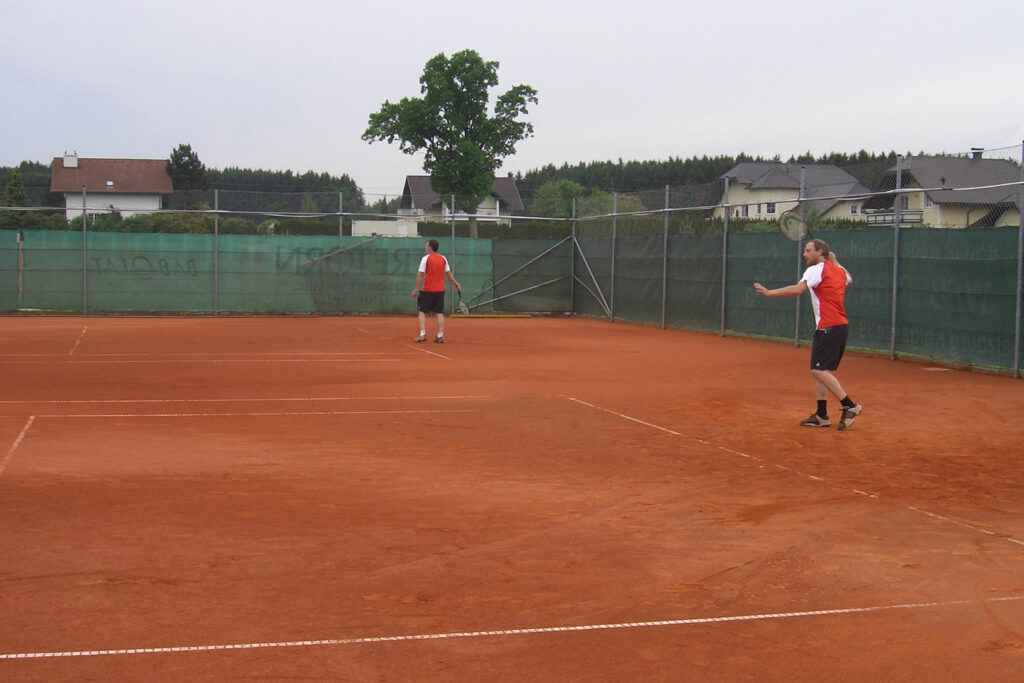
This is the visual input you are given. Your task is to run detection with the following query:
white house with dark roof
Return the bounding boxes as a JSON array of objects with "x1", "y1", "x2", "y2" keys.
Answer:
[
  {"x1": 49, "y1": 154, "x2": 173, "y2": 221},
  {"x1": 715, "y1": 162, "x2": 870, "y2": 221},
  {"x1": 399, "y1": 175, "x2": 524, "y2": 225},
  {"x1": 862, "y1": 152, "x2": 1021, "y2": 228}
]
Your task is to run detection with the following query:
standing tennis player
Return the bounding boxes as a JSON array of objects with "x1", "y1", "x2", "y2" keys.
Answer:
[
  {"x1": 411, "y1": 239, "x2": 461, "y2": 343},
  {"x1": 753, "y1": 239, "x2": 863, "y2": 430}
]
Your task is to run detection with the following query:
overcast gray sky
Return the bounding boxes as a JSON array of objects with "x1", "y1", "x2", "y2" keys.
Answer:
[{"x1": 3, "y1": 0, "x2": 1023, "y2": 198}]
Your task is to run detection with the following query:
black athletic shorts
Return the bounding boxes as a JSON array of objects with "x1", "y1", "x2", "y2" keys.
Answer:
[
  {"x1": 810, "y1": 324, "x2": 849, "y2": 371},
  {"x1": 417, "y1": 290, "x2": 445, "y2": 314}
]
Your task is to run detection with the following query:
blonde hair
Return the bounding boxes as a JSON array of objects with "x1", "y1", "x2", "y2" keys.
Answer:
[{"x1": 809, "y1": 239, "x2": 830, "y2": 258}]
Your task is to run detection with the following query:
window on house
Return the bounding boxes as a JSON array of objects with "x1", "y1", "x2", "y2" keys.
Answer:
[
  {"x1": 851, "y1": 203, "x2": 859, "y2": 215},
  {"x1": 765, "y1": 202, "x2": 776, "y2": 214},
  {"x1": 924, "y1": 195, "x2": 933, "y2": 208},
  {"x1": 899, "y1": 196, "x2": 909, "y2": 210},
  {"x1": 756, "y1": 204, "x2": 762, "y2": 215}
]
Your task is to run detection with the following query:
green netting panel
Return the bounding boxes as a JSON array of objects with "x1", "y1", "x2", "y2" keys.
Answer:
[
  {"x1": 218, "y1": 235, "x2": 491, "y2": 314},
  {"x1": 218, "y1": 234, "x2": 344, "y2": 313},
  {"x1": 725, "y1": 232, "x2": 804, "y2": 339},
  {"x1": 22, "y1": 230, "x2": 215, "y2": 312},
  {"x1": 22, "y1": 230, "x2": 85, "y2": 311},
  {"x1": 612, "y1": 236, "x2": 666, "y2": 325},
  {"x1": 896, "y1": 227, "x2": 1020, "y2": 369},
  {"x1": 573, "y1": 237, "x2": 612, "y2": 318},
  {"x1": 490, "y1": 238, "x2": 571, "y2": 313},
  {"x1": 0, "y1": 231, "x2": 19, "y2": 311},
  {"x1": 665, "y1": 233, "x2": 724, "y2": 331}
]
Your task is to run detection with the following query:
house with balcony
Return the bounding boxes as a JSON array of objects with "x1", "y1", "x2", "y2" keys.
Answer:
[
  {"x1": 398, "y1": 175, "x2": 524, "y2": 225},
  {"x1": 715, "y1": 162, "x2": 870, "y2": 221},
  {"x1": 862, "y1": 152, "x2": 1021, "y2": 228},
  {"x1": 50, "y1": 154, "x2": 173, "y2": 221}
]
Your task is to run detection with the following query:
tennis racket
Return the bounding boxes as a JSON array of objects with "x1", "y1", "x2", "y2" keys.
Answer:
[
  {"x1": 299, "y1": 235, "x2": 380, "y2": 269},
  {"x1": 456, "y1": 290, "x2": 470, "y2": 315},
  {"x1": 778, "y1": 209, "x2": 812, "y2": 242}
]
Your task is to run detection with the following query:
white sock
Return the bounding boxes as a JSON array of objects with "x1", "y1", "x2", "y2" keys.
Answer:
[
  {"x1": 437, "y1": 332, "x2": 444, "y2": 338},
  {"x1": 420, "y1": 330, "x2": 426, "y2": 336}
]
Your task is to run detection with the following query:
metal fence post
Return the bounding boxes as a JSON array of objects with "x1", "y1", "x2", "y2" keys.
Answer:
[
  {"x1": 1015, "y1": 141, "x2": 1024, "y2": 378},
  {"x1": 721, "y1": 177, "x2": 729, "y2": 336},
  {"x1": 344, "y1": 191, "x2": 348, "y2": 317},
  {"x1": 214, "y1": 189, "x2": 219, "y2": 315},
  {"x1": 795, "y1": 168, "x2": 806, "y2": 346},
  {"x1": 611, "y1": 192, "x2": 617, "y2": 323},
  {"x1": 571, "y1": 198, "x2": 576, "y2": 317},
  {"x1": 890, "y1": 155, "x2": 903, "y2": 360},
  {"x1": 450, "y1": 194, "x2": 456, "y2": 316},
  {"x1": 661, "y1": 185, "x2": 669, "y2": 329},
  {"x1": 81, "y1": 187, "x2": 87, "y2": 314}
]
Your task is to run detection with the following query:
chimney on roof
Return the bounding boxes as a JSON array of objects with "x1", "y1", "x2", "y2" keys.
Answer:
[
  {"x1": 63, "y1": 152, "x2": 78, "y2": 168},
  {"x1": 970, "y1": 147, "x2": 983, "y2": 160}
]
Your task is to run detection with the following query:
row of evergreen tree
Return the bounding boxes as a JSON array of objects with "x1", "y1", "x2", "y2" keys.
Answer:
[{"x1": 2, "y1": 148, "x2": 903, "y2": 209}]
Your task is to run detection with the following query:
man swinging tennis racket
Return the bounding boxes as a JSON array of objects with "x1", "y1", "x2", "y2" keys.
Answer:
[
  {"x1": 411, "y1": 239, "x2": 461, "y2": 344},
  {"x1": 753, "y1": 239, "x2": 863, "y2": 430}
]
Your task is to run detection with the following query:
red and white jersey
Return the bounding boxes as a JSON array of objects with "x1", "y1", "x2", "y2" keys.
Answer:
[
  {"x1": 418, "y1": 252, "x2": 450, "y2": 292},
  {"x1": 801, "y1": 260, "x2": 852, "y2": 328}
]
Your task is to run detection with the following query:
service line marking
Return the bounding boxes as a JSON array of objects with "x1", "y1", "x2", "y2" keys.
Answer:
[
  {"x1": 1, "y1": 596, "x2": 1019, "y2": 660},
  {"x1": 0, "y1": 416, "x2": 35, "y2": 478},
  {"x1": 561, "y1": 396, "x2": 1024, "y2": 551},
  {"x1": 561, "y1": 396, "x2": 682, "y2": 436},
  {"x1": 405, "y1": 344, "x2": 452, "y2": 360},
  {"x1": 68, "y1": 326, "x2": 88, "y2": 356},
  {"x1": 4, "y1": 359, "x2": 404, "y2": 364},
  {"x1": 0, "y1": 395, "x2": 488, "y2": 405},
  {"x1": 37, "y1": 409, "x2": 474, "y2": 419}
]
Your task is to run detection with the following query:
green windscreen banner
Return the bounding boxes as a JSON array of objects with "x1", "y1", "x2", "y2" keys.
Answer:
[
  {"x1": 0, "y1": 231, "x2": 18, "y2": 311},
  {"x1": 8, "y1": 227, "x2": 1023, "y2": 373}
]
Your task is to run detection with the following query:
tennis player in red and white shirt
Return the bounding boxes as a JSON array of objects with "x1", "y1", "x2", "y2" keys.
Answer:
[
  {"x1": 411, "y1": 239, "x2": 461, "y2": 343},
  {"x1": 754, "y1": 239, "x2": 863, "y2": 430}
]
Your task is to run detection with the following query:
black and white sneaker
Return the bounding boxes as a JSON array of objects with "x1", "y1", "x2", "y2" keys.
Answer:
[
  {"x1": 800, "y1": 413, "x2": 832, "y2": 427},
  {"x1": 837, "y1": 404, "x2": 862, "y2": 431}
]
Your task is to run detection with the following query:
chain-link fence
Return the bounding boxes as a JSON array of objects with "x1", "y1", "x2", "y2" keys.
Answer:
[{"x1": 2, "y1": 146, "x2": 1022, "y2": 376}]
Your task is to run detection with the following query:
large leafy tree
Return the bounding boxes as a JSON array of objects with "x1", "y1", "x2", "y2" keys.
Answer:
[
  {"x1": 166, "y1": 143, "x2": 209, "y2": 191},
  {"x1": 362, "y1": 49, "x2": 538, "y2": 237}
]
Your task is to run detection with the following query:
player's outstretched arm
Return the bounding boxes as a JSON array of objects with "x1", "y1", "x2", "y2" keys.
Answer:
[{"x1": 753, "y1": 281, "x2": 808, "y2": 298}]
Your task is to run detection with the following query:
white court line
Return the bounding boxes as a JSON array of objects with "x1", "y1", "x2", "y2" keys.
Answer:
[
  {"x1": 68, "y1": 326, "x2": 88, "y2": 356},
  {"x1": 0, "y1": 352, "x2": 400, "y2": 358},
  {"x1": 4, "y1": 359, "x2": 403, "y2": 364},
  {"x1": 562, "y1": 396, "x2": 1024, "y2": 551},
  {"x1": 0, "y1": 416, "x2": 35, "y2": 478},
  {"x1": 562, "y1": 396, "x2": 683, "y2": 436},
  {"x1": 37, "y1": 409, "x2": 474, "y2": 419},
  {"x1": 0, "y1": 395, "x2": 488, "y2": 405},
  {"x1": 406, "y1": 344, "x2": 452, "y2": 360},
  {"x1": 1, "y1": 596, "x2": 1019, "y2": 660}
]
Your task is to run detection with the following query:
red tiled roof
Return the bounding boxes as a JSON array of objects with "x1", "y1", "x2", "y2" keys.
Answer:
[{"x1": 50, "y1": 157, "x2": 174, "y2": 194}]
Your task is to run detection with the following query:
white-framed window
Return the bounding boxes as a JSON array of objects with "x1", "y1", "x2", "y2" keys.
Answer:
[
  {"x1": 924, "y1": 195, "x2": 933, "y2": 208},
  {"x1": 851, "y1": 203, "x2": 859, "y2": 215},
  {"x1": 899, "y1": 196, "x2": 910, "y2": 210},
  {"x1": 756, "y1": 204, "x2": 762, "y2": 215},
  {"x1": 765, "y1": 202, "x2": 776, "y2": 215}
]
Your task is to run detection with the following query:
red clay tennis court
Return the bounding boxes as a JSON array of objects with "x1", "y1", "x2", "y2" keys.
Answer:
[{"x1": 1, "y1": 315, "x2": 1021, "y2": 680}]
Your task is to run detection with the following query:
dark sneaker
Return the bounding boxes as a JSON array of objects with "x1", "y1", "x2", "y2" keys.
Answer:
[
  {"x1": 837, "y1": 404, "x2": 863, "y2": 431},
  {"x1": 414, "y1": 334, "x2": 427, "y2": 342},
  {"x1": 433, "y1": 337, "x2": 444, "y2": 344},
  {"x1": 800, "y1": 413, "x2": 832, "y2": 427}
]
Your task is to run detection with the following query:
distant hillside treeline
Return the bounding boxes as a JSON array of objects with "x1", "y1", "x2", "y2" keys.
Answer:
[
  {"x1": 3, "y1": 150, "x2": 903, "y2": 207},
  {"x1": 514, "y1": 150, "x2": 901, "y2": 197}
]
